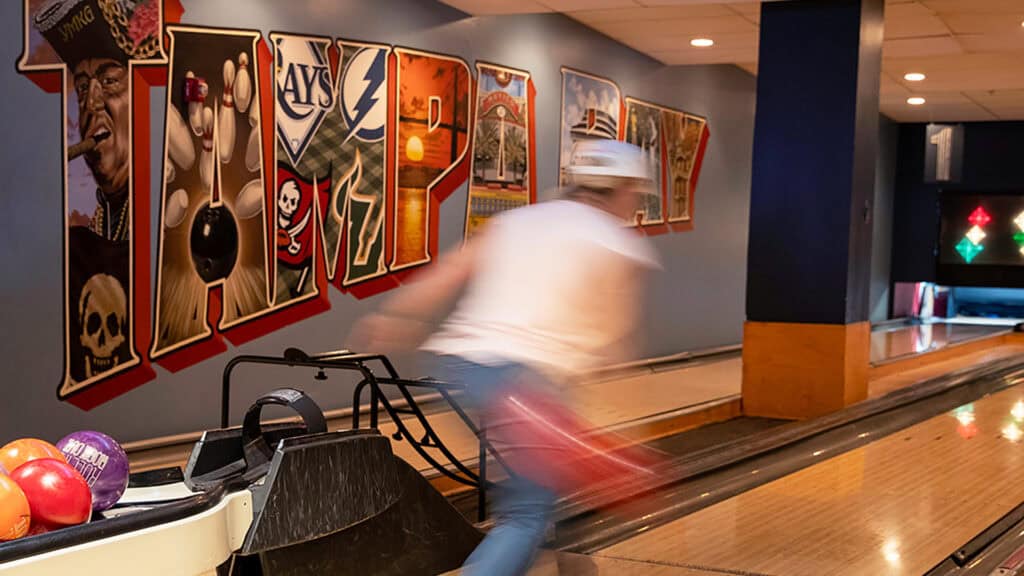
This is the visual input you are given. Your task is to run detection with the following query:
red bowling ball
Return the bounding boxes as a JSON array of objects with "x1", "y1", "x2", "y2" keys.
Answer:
[
  {"x1": 484, "y1": 379, "x2": 664, "y2": 496},
  {"x1": 10, "y1": 459, "x2": 92, "y2": 527}
]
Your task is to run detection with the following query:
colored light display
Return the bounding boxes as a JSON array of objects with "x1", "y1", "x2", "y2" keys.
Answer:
[
  {"x1": 939, "y1": 194, "x2": 1024, "y2": 286},
  {"x1": 969, "y1": 206, "x2": 992, "y2": 227},
  {"x1": 955, "y1": 237, "x2": 984, "y2": 263},
  {"x1": 954, "y1": 206, "x2": 990, "y2": 264},
  {"x1": 965, "y1": 225, "x2": 986, "y2": 245}
]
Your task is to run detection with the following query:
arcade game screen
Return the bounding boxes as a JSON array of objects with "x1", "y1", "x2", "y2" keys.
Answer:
[{"x1": 938, "y1": 192, "x2": 1024, "y2": 287}]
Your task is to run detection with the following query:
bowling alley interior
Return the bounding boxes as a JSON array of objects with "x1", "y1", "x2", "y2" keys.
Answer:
[{"x1": 5, "y1": 0, "x2": 1024, "y2": 574}]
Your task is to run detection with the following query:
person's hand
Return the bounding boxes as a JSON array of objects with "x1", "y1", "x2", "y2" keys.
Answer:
[{"x1": 346, "y1": 313, "x2": 428, "y2": 355}]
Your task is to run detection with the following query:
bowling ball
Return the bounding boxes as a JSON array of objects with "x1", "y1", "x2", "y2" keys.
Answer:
[
  {"x1": 11, "y1": 459, "x2": 92, "y2": 527},
  {"x1": 0, "y1": 439, "x2": 65, "y2": 474},
  {"x1": 484, "y1": 378, "x2": 663, "y2": 497},
  {"x1": 190, "y1": 202, "x2": 238, "y2": 283},
  {"x1": 25, "y1": 523, "x2": 52, "y2": 537},
  {"x1": 0, "y1": 473, "x2": 30, "y2": 541},
  {"x1": 57, "y1": 431, "x2": 130, "y2": 512}
]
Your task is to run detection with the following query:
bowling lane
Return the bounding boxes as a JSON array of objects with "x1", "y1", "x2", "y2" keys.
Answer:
[
  {"x1": 446, "y1": 551, "x2": 725, "y2": 575},
  {"x1": 870, "y1": 321, "x2": 1008, "y2": 364},
  {"x1": 596, "y1": 382, "x2": 1024, "y2": 576}
]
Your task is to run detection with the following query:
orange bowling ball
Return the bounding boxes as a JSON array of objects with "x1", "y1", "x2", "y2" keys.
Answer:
[
  {"x1": 0, "y1": 473, "x2": 30, "y2": 541},
  {"x1": 0, "y1": 439, "x2": 65, "y2": 474}
]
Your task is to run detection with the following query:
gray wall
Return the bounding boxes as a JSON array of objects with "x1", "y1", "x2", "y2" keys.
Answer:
[
  {"x1": 870, "y1": 115, "x2": 899, "y2": 322},
  {"x1": 0, "y1": 0, "x2": 756, "y2": 443}
]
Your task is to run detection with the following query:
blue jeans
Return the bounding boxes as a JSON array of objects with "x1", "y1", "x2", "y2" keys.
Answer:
[{"x1": 431, "y1": 355, "x2": 556, "y2": 576}]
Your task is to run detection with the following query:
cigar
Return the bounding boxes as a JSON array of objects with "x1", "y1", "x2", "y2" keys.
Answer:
[{"x1": 67, "y1": 132, "x2": 111, "y2": 160}]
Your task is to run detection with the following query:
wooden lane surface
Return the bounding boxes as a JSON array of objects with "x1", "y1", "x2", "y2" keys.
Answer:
[
  {"x1": 868, "y1": 340, "x2": 1024, "y2": 398},
  {"x1": 124, "y1": 356, "x2": 742, "y2": 475},
  {"x1": 870, "y1": 323, "x2": 1008, "y2": 364},
  {"x1": 597, "y1": 382, "x2": 1024, "y2": 576},
  {"x1": 382, "y1": 357, "x2": 743, "y2": 479},
  {"x1": 443, "y1": 551, "x2": 725, "y2": 575}
]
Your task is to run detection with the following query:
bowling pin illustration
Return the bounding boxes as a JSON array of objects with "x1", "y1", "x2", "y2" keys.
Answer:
[
  {"x1": 235, "y1": 52, "x2": 252, "y2": 115},
  {"x1": 245, "y1": 126, "x2": 261, "y2": 173},
  {"x1": 167, "y1": 103, "x2": 195, "y2": 172},
  {"x1": 186, "y1": 70, "x2": 208, "y2": 137},
  {"x1": 219, "y1": 59, "x2": 236, "y2": 164},
  {"x1": 200, "y1": 107, "x2": 214, "y2": 193},
  {"x1": 165, "y1": 188, "x2": 189, "y2": 229},
  {"x1": 249, "y1": 95, "x2": 259, "y2": 129},
  {"x1": 245, "y1": 93, "x2": 260, "y2": 172}
]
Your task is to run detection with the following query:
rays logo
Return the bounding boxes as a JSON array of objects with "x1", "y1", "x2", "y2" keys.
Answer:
[
  {"x1": 341, "y1": 47, "x2": 388, "y2": 143},
  {"x1": 275, "y1": 36, "x2": 336, "y2": 167}
]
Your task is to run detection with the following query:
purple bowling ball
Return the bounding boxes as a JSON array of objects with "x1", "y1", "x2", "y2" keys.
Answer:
[{"x1": 56, "y1": 431, "x2": 130, "y2": 512}]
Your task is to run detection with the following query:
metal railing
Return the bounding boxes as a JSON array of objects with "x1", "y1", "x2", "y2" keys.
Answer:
[{"x1": 221, "y1": 348, "x2": 504, "y2": 521}]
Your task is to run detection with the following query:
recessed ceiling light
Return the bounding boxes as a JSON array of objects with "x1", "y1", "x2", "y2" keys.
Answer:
[
  {"x1": 904, "y1": 72, "x2": 926, "y2": 82},
  {"x1": 907, "y1": 96, "x2": 926, "y2": 106},
  {"x1": 690, "y1": 38, "x2": 714, "y2": 48}
]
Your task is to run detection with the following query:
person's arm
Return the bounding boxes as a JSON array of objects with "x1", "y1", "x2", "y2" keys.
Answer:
[
  {"x1": 377, "y1": 236, "x2": 480, "y2": 321},
  {"x1": 346, "y1": 234, "x2": 484, "y2": 352}
]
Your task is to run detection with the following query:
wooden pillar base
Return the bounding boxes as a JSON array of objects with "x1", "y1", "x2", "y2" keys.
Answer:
[{"x1": 742, "y1": 321, "x2": 870, "y2": 419}]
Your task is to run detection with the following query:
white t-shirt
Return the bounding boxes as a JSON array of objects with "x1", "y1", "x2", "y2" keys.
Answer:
[{"x1": 422, "y1": 199, "x2": 659, "y2": 377}]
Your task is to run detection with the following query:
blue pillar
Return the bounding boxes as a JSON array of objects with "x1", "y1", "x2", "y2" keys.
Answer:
[{"x1": 743, "y1": 0, "x2": 884, "y2": 418}]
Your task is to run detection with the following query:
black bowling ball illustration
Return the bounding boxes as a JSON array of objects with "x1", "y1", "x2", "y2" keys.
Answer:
[{"x1": 190, "y1": 202, "x2": 238, "y2": 283}]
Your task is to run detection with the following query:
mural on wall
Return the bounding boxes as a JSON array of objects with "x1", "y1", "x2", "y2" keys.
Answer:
[
  {"x1": 392, "y1": 49, "x2": 471, "y2": 270},
  {"x1": 269, "y1": 34, "x2": 391, "y2": 315},
  {"x1": 151, "y1": 26, "x2": 271, "y2": 362},
  {"x1": 17, "y1": 1, "x2": 709, "y2": 410},
  {"x1": 558, "y1": 67, "x2": 621, "y2": 188},
  {"x1": 271, "y1": 32, "x2": 334, "y2": 309},
  {"x1": 624, "y1": 98, "x2": 665, "y2": 226},
  {"x1": 17, "y1": 0, "x2": 177, "y2": 407},
  {"x1": 664, "y1": 110, "x2": 709, "y2": 224},
  {"x1": 465, "y1": 63, "x2": 535, "y2": 239}
]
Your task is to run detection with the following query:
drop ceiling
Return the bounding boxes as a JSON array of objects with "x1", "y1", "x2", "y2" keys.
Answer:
[{"x1": 438, "y1": 0, "x2": 1024, "y2": 122}]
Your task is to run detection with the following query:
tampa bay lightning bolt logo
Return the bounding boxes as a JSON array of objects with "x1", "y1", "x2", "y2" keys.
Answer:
[
  {"x1": 275, "y1": 36, "x2": 336, "y2": 167},
  {"x1": 341, "y1": 48, "x2": 387, "y2": 143}
]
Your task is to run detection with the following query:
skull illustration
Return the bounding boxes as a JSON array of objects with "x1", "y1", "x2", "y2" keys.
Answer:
[
  {"x1": 278, "y1": 180, "x2": 300, "y2": 229},
  {"x1": 78, "y1": 274, "x2": 127, "y2": 379}
]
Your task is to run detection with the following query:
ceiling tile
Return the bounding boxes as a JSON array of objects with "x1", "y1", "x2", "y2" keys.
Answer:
[
  {"x1": 442, "y1": 0, "x2": 1024, "y2": 123},
  {"x1": 942, "y1": 13, "x2": 1024, "y2": 34},
  {"x1": 884, "y1": 11, "x2": 952, "y2": 39},
  {"x1": 438, "y1": 0, "x2": 552, "y2": 14},
  {"x1": 883, "y1": 54, "x2": 1024, "y2": 91},
  {"x1": 880, "y1": 90, "x2": 998, "y2": 121},
  {"x1": 618, "y1": 30, "x2": 758, "y2": 52},
  {"x1": 885, "y1": 1, "x2": 939, "y2": 17},
  {"x1": 883, "y1": 35, "x2": 964, "y2": 58},
  {"x1": 540, "y1": 0, "x2": 641, "y2": 10},
  {"x1": 650, "y1": 46, "x2": 758, "y2": 65},
  {"x1": 736, "y1": 61, "x2": 758, "y2": 75},
  {"x1": 883, "y1": 104, "x2": 998, "y2": 122},
  {"x1": 592, "y1": 15, "x2": 758, "y2": 37},
  {"x1": 922, "y1": 0, "x2": 1024, "y2": 14},
  {"x1": 637, "y1": 0, "x2": 759, "y2": 5},
  {"x1": 570, "y1": 4, "x2": 735, "y2": 23},
  {"x1": 955, "y1": 32, "x2": 1024, "y2": 53},
  {"x1": 725, "y1": 2, "x2": 761, "y2": 15},
  {"x1": 880, "y1": 72, "x2": 912, "y2": 95},
  {"x1": 966, "y1": 88, "x2": 1024, "y2": 103}
]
